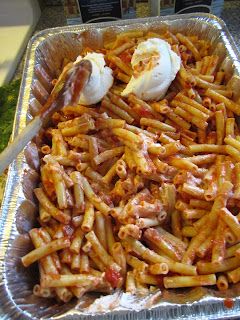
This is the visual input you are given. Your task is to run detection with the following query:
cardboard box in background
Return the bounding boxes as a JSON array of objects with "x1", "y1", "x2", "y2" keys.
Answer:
[
  {"x1": 63, "y1": 0, "x2": 81, "y2": 24},
  {"x1": 64, "y1": 0, "x2": 136, "y2": 24},
  {"x1": 149, "y1": 0, "x2": 224, "y2": 16}
]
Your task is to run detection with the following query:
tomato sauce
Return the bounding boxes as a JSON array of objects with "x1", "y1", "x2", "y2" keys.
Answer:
[
  {"x1": 119, "y1": 51, "x2": 132, "y2": 64},
  {"x1": 138, "y1": 108, "x2": 153, "y2": 118},
  {"x1": 132, "y1": 104, "x2": 153, "y2": 118},
  {"x1": 156, "y1": 275, "x2": 164, "y2": 289},
  {"x1": 105, "y1": 267, "x2": 122, "y2": 288},
  {"x1": 224, "y1": 298, "x2": 234, "y2": 309}
]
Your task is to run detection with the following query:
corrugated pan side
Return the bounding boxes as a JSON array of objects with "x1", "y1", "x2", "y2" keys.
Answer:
[{"x1": 1, "y1": 13, "x2": 240, "y2": 320}]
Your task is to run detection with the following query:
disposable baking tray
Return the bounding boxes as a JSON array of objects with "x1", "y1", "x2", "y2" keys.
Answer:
[{"x1": 1, "y1": 13, "x2": 240, "y2": 320}]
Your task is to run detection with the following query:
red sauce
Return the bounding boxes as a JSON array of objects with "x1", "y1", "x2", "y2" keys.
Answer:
[
  {"x1": 119, "y1": 51, "x2": 132, "y2": 64},
  {"x1": 156, "y1": 275, "x2": 164, "y2": 289},
  {"x1": 224, "y1": 298, "x2": 234, "y2": 309},
  {"x1": 42, "y1": 179, "x2": 55, "y2": 197},
  {"x1": 105, "y1": 267, "x2": 122, "y2": 288},
  {"x1": 135, "y1": 106, "x2": 152, "y2": 118}
]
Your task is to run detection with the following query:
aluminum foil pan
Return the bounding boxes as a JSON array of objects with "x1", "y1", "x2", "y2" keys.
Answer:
[{"x1": 1, "y1": 13, "x2": 240, "y2": 320}]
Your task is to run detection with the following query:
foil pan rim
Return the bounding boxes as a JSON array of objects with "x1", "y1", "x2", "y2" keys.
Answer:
[{"x1": 28, "y1": 13, "x2": 240, "y2": 57}]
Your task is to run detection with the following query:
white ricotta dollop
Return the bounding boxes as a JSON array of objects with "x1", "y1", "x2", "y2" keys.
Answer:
[
  {"x1": 75, "y1": 52, "x2": 113, "y2": 105},
  {"x1": 121, "y1": 38, "x2": 181, "y2": 101}
]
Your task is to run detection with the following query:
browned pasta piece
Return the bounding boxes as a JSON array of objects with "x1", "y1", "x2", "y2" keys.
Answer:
[
  {"x1": 126, "y1": 271, "x2": 136, "y2": 294},
  {"x1": 34, "y1": 188, "x2": 70, "y2": 224},
  {"x1": 22, "y1": 237, "x2": 70, "y2": 267},
  {"x1": 109, "y1": 41, "x2": 135, "y2": 56},
  {"x1": 140, "y1": 117, "x2": 176, "y2": 132},
  {"x1": 95, "y1": 211, "x2": 108, "y2": 250},
  {"x1": 171, "y1": 100, "x2": 209, "y2": 121},
  {"x1": 163, "y1": 274, "x2": 216, "y2": 288},
  {"x1": 219, "y1": 208, "x2": 240, "y2": 239},
  {"x1": 182, "y1": 182, "x2": 232, "y2": 265},
  {"x1": 195, "y1": 76, "x2": 226, "y2": 90},
  {"x1": 122, "y1": 237, "x2": 196, "y2": 276},
  {"x1": 166, "y1": 111, "x2": 191, "y2": 130},
  {"x1": 29, "y1": 229, "x2": 72, "y2": 302},
  {"x1": 85, "y1": 231, "x2": 121, "y2": 273},
  {"x1": 174, "y1": 107, "x2": 208, "y2": 130},
  {"x1": 226, "y1": 118, "x2": 235, "y2": 137},
  {"x1": 211, "y1": 219, "x2": 226, "y2": 263},
  {"x1": 42, "y1": 274, "x2": 100, "y2": 288},
  {"x1": 81, "y1": 200, "x2": 95, "y2": 233},
  {"x1": 108, "y1": 55, "x2": 133, "y2": 76},
  {"x1": 216, "y1": 275, "x2": 229, "y2": 291},
  {"x1": 93, "y1": 146, "x2": 125, "y2": 166},
  {"x1": 197, "y1": 256, "x2": 240, "y2": 274},
  {"x1": 206, "y1": 88, "x2": 240, "y2": 116},
  {"x1": 189, "y1": 144, "x2": 226, "y2": 154},
  {"x1": 176, "y1": 33, "x2": 201, "y2": 61},
  {"x1": 108, "y1": 92, "x2": 140, "y2": 122},
  {"x1": 76, "y1": 173, "x2": 111, "y2": 215},
  {"x1": 102, "y1": 98, "x2": 134, "y2": 123}
]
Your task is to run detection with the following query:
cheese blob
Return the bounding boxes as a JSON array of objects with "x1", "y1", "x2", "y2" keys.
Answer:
[
  {"x1": 121, "y1": 38, "x2": 181, "y2": 101},
  {"x1": 75, "y1": 52, "x2": 113, "y2": 105}
]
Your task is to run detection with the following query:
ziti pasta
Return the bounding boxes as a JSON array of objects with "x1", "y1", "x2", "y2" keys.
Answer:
[{"x1": 22, "y1": 27, "x2": 240, "y2": 303}]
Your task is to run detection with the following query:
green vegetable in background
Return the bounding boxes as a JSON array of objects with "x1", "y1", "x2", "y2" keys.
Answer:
[{"x1": 0, "y1": 79, "x2": 21, "y2": 153}]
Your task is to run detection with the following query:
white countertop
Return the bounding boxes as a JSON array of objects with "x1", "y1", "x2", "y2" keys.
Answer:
[{"x1": 0, "y1": 0, "x2": 41, "y2": 86}]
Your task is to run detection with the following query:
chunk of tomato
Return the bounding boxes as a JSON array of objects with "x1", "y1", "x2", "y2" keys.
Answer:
[
  {"x1": 105, "y1": 267, "x2": 122, "y2": 288},
  {"x1": 119, "y1": 51, "x2": 132, "y2": 64}
]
